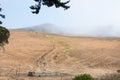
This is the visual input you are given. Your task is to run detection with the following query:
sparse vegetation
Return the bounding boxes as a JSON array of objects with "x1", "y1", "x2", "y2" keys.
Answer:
[
  {"x1": 96, "y1": 73, "x2": 120, "y2": 80},
  {"x1": 58, "y1": 41, "x2": 73, "y2": 54},
  {"x1": 0, "y1": 31, "x2": 120, "y2": 80},
  {"x1": 73, "y1": 74, "x2": 94, "y2": 80}
]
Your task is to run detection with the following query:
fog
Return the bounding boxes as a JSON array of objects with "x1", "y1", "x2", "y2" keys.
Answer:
[
  {"x1": 1, "y1": 0, "x2": 120, "y2": 37},
  {"x1": 59, "y1": 0, "x2": 120, "y2": 37}
]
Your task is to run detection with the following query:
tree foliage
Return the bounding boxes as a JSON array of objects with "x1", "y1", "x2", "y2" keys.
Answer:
[
  {"x1": 30, "y1": 0, "x2": 70, "y2": 14},
  {"x1": 0, "y1": 4, "x2": 9, "y2": 48},
  {"x1": 0, "y1": 4, "x2": 5, "y2": 24},
  {"x1": 73, "y1": 74, "x2": 94, "y2": 80},
  {"x1": 0, "y1": 26, "x2": 10, "y2": 48}
]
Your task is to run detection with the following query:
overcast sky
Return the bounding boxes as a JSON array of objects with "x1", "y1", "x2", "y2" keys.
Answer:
[{"x1": 1, "y1": 0, "x2": 120, "y2": 37}]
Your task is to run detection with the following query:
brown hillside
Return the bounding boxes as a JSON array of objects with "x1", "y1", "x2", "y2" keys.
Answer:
[{"x1": 0, "y1": 30, "x2": 120, "y2": 77}]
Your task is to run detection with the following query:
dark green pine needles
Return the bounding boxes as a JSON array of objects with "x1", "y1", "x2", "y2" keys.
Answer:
[
  {"x1": 0, "y1": 26, "x2": 10, "y2": 47},
  {"x1": 30, "y1": 0, "x2": 70, "y2": 14}
]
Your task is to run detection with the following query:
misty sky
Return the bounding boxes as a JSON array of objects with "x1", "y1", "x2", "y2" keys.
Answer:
[{"x1": 1, "y1": 0, "x2": 120, "y2": 37}]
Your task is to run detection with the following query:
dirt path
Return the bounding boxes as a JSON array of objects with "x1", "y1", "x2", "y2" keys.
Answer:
[{"x1": 36, "y1": 40, "x2": 56, "y2": 71}]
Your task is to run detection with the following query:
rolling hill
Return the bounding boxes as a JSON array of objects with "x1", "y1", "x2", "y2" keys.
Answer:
[
  {"x1": 19, "y1": 23, "x2": 64, "y2": 35},
  {"x1": 0, "y1": 30, "x2": 120, "y2": 78}
]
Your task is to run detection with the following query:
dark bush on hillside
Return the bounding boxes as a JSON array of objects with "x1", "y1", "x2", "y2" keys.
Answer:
[{"x1": 73, "y1": 74, "x2": 94, "y2": 80}]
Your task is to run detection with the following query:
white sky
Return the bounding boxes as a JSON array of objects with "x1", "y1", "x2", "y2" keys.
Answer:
[{"x1": 1, "y1": 0, "x2": 120, "y2": 37}]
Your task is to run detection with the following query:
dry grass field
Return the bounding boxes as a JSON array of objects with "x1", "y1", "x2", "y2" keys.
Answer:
[{"x1": 0, "y1": 30, "x2": 120, "y2": 79}]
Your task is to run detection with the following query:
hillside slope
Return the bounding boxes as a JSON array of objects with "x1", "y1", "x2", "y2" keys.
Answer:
[{"x1": 0, "y1": 30, "x2": 120, "y2": 77}]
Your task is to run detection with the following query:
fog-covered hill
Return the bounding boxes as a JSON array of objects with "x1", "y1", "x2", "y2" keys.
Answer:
[{"x1": 19, "y1": 23, "x2": 64, "y2": 35}]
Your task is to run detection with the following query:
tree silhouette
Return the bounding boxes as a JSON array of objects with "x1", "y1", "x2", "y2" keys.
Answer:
[
  {"x1": 30, "y1": 0, "x2": 70, "y2": 14},
  {"x1": 0, "y1": 5, "x2": 5, "y2": 24},
  {"x1": 0, "y1": 5, "x2": 9, "y2": 48},
  {"x1": 0, "y1": 26, "x2": 10, "y2": 48}
]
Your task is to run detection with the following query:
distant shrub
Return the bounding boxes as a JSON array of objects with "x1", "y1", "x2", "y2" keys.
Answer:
[
  {"x1": 73, "y1": 74, "x2": 94, "y2": 80},
  {"x1": 97, "y1": 73, "x2": 120, "y2": 80},
  {"x1": 28, "y1": 72, "x2": 34, "y2": 77}
]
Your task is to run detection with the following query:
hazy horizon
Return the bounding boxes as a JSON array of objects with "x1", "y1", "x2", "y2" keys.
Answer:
[{"x1": 1, "y1": 0, "x2": 120, "y2": 37}]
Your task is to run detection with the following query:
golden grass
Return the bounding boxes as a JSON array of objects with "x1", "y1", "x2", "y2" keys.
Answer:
[{"x1": 0, "y1": 30, "x2": 119, "y2": 78}]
